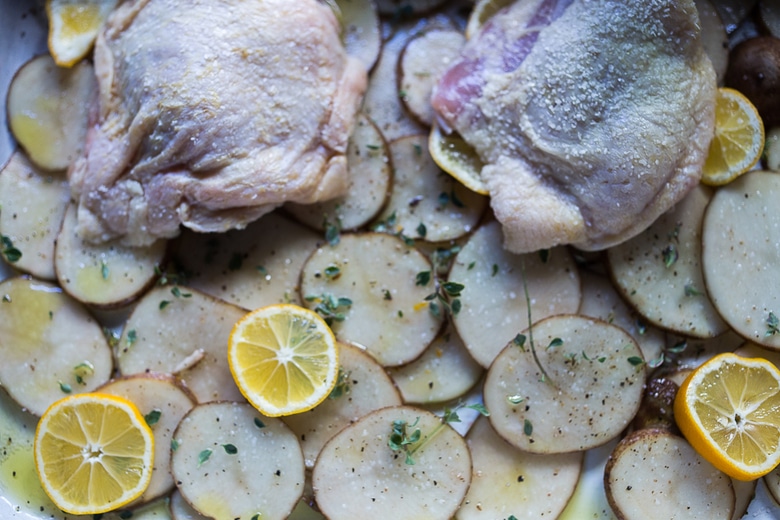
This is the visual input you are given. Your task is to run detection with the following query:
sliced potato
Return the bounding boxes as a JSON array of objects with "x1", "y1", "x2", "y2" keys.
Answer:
[
  {"x1": 0, "y1": 276, "x2": 113, "y2": 416},
  {"x1": 170, "y1": 489, "x2": 208, "y2": 520},
  {"x1": 98, "y1": 373, "x2": 197, "y2": 505},
  {"x1": 399, "y1": 29, "x2": 464, "y2": 125},
  {"x1": 115, "y1": 285, "x2": 246, "y2": 402},
  {"x1": 0, "y1": 386, "x2": 77, "y2": 518},
  {"x1": 457, "y1": 415, "x2": 582, "y2": 519},
  {"x1": 171, "y1": 401, "x2": 305, "y2": 520},
  {"x1": 608, "y1": 184, "x2": 728, "y2": 338},
  {"x1": 702, "y1": 171, "x2": 780, "y2": 349},
  {"x1": 55, "y1": 203, "x2": 167, "y2": 308},
  {"x1": 363, "y1": 16, "x2": 450, "y2": 141},
  {"x1": 282, "y1": 342, "x2": 403, "y2": 468},
  {"x1": 285, "y1": 114, "x2": 392, "y2": 232},
  {"x1": 450, "y1": 220, "x2": 581, "y2": 368},
  {"x1": 374, "y1": 135, "x2": 487, "y2": 242},
  {"x1": 300, "y1": 232, "x2": 443, "y2": 366},
  {"x1": 483, "y1": 314, "x2": 645, "y2": 454},
  {"x1": 557, "y1": 439, "x2": 621, "y2": 520},
  {"x1": 579, "y1": 269, "x2": 666, "y2": 367},
  {"x1": 172, "y1": 211, "x2": 320, "y2": 309},
  {"x1": 0, "y1": 150, "x2": 69, "y2": 280},
  {"x1": 604, "y1": 429, "x2": 735, "y2": 520},
  {"x1": 312, "y1": 405, "x2": 471, "y2": 520},
  {"x1": 695, "y1": 0, "x2": 730, "y2": 84},
  {"x1": 336, "y1": 0, "x2": 381, "y2": 71},
  {"x1": 388, "y1": 323, "x2": 484, "y2": 404},
  {"x1": 6, "y1": 54, "x2": 95, "y2": 171}
]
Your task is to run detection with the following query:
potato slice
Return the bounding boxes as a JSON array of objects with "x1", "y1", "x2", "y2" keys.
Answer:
[
  {"x1": 300, "y1": 232, "x2": 443, "y2": 366},
  {"x1": 608, "y1": 184, "x2": 728, "y2": 338},
  {"x1": 171, "y1": 401, "x2": 305, "y2": 520},
  {"x1": 604, "y1": 429, "x2": 735, "y2": 520},
  {"x1": 98, "y1": 373, "x2": 197, "y2": 505},
  {"x1": 172, "y1": 212, "x2": 320, "y2": 309},
  {"x1": 389, "y1": 323, "x2": 484, "y2": 404},
  {"x1": 450, "y1": 220, "x2": 581, "y2": 368},
  {"x1": 285, "y1": 115, "x2": 392, "y2": 232},
  {"x1": 6, "y1": 54, "x2": 95, "y2": 171},
  {"x1": 695, "y1": 0, "x2": 729, "y2": 84},
  {"x1": 336, "y1": 0, "x2": 381, "y2": 71},
  {"x1": 0, "y1": 151, "x2": 69, "y2": 279},
  {"x1": 0, "y1": 276, "x2": 112, "y2": 416},
  {"x1": 373, "y1": 135, "x2": 488, "y2": 242},
  {"x1": 282, "y1": 342, "x2": 402, "y2": 468},
  {"x1": 312, "y1": 405, "x2": 471, "y2": 520},
  {"x1": 115, "y1": 285, "x2": 246, "y2": 402},
  {"x1": 557, "y1": 439, "x2": 620, "y2": 520},
  {"x1": 702, "y1": 171, "x2": 780, "y2": 349},
  {"x1": 399, "y1": 30, "x2": 464, "y2": 125},
  {"x1": 170, "y1": 489, "x2": 208, "y2": 520},
  {"x1": 483, "y1": 314, "x2": 645, "y2": 454},
  {"x1": 55, "y1": 203, "x2": 166, "y2": 308},
  {"x1": 457, "y1": 415, "x2": 582, "y2": 519},
  {"x1": 579, "y1": 269, "x2": 666, "y2": 367},
  {"x1": 0, "y1": 386, "x2": 73, "y2": 518}
]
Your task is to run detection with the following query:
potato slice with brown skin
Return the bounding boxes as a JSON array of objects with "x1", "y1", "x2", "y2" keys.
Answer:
[
  {"x1": 171, "y1": 401, "x2": 305, "y2": 520},
  {"x1": 399, "y1": 30, "x2": 464, "y2": 126},
  {"x1": 483, "y1": 314, "x2": 644, "y2": 454},
  {"x1": 608, "y1": 184, "x2": 728, "y2": 339},
  {"x1": 6, "y1": 54, "x2": 95, "y2": 171},
  {"x1": 449, "y1": 220, "x2": 581, "y2": 368},
  {"x1": 604, "y1": 429, "x2": 735, "y2": 520},
  {"x1": 312, "y1": 405, "x2": 471, "y2": 520},
  {"x1": 172, "y1": 211, "x2": 320, "y2": 309},
  {"x1": 115, "y1": 285, "x2": 246, "y2": 403},
  {"x1": 282, "y1": 342, "x2": 403, "y2": 468},
  {"x1": 285, "y1": 114, "x2": 392, "y2": 232},
  {"x1": 0, "y1": 151, "x2": 69, "y2": 280},
  {"x1": 702, "y1": 171, "x2": 780, "y2": 350},
  {"x1": 0, "y1": 276, "x2": 113, "y2": 416},
  {"x1": 374, "y1": 135, "x2": 488, "y2": 242},
  {"x1": 98, "y1": 373, "x2": 196, "y2": 506},
  {"x1": 389, "y1": 323, "x2": 484, "y2": 404},
  {"x1": 579, "y1": 269, "x2": 665, "y2": 368},
  {"x1": 55, "y1": 203, "x2": 166, "y2": 308},
  {"x1": 457, "y1": 415, "x2": 582, "y2": 519},
  {"x1": 300, "y1": 232, "x2": 442, "y2": 366}
]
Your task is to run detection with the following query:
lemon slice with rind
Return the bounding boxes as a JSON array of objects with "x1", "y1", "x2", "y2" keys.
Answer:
[
  {"x1": 674, "y1": 352, "x2": 780, "y2": 481},
  {"x1": 228, "y1": 304, "x2": 339, "y2": 417},
  {"x1": 429, "y1": 122, "x2": 488, "y2": 195},
  {"x1": 34, "y1": 393, "x2": 154, "y2": 515},
  {"x1": 46, "y1": 0, "x2": 119, "y2": 67},
  {"x1": 701, "y1": 87, "x2": 765, "y2": 186}
]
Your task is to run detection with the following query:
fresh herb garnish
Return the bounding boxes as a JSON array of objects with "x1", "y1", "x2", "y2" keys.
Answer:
[
  {"x1": 197, "y1": 449, "x2": 212, "y2": 467},
  {"x1": 144, "y1": 409, "x2": 162, "y2": 426},
  {"x1": 222, "y1": 443, "x2": 238, "y2": 455},
  {"x1": 767, "y1": 311, "x2": 780, "y2": 337},
  {"x1": 328, "y1": 367, "x2": 352, "y2": 400},
  {"x1": 305, "y1": 293, "x2": 352, "y2": 325},
  {"x1": 0, "y1": 235, "x2": 21, "y2": 263}
]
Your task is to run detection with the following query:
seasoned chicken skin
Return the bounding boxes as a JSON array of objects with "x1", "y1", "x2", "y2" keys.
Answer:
[
  {"x1": 432, "y1": 0, "x2": 716, "y2": 253},
  {"x1": 70, "y1": 0, "x2": 367, "y2": 246}
]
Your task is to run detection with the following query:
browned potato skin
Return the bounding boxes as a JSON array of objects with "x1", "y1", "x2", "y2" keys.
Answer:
[
  {"x1": 631, "y1": 376, "x2": 680, "y2": 434},
  {"x1": 725, "y1": 36, "x2": 780, "y2": 127}
]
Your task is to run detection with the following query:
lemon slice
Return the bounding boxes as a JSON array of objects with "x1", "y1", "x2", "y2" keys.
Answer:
[
  {"x1": 228, "y1": 304, "x2": 339, "y2": 417},
  {"x1": 34, "y1": 393, "x2": 154, "y2": 515},
  {"x1": 701, "y1": 87, "x2": 765, "y2": 186},
  {"x1": 674, "y1": 352, "x2": 780, "y2": 481},
  {"x1": 46, "y1": 0, "x2": 119, "y2": 67},
  {"x1": 428, "y1": 122, "x2": 488, "y2": 195}
]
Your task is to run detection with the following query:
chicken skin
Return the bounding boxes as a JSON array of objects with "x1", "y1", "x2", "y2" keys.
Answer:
[
  {"x1": 432, "y1": 0, "x2": 716, "y2": 253},
  {"x1": 69, "y1": 0, "x2": 367, "y2": 246}
]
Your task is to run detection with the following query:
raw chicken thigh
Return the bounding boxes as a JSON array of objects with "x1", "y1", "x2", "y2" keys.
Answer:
[
  {"x1": 432, "y1": 0, "x2": 716, "y2": 253},
  {"x1": 69, "y1": 0, "x2": 367, "y2": 246}
]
